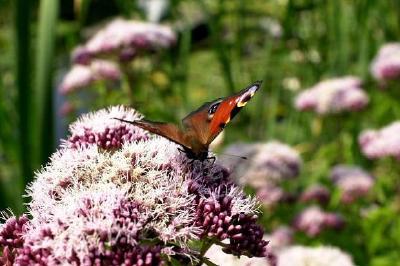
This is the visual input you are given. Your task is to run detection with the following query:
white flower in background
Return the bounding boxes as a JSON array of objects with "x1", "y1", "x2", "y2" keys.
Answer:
[
  {"x1": 277, "y1": 246, "x2": 355, "y2": 266},
  {"x1": 206, "y1": 244, "x2": 355, "y2": 266},
  {"x1": 206, "y1": 241, "x2": 274, "y2": 266}
]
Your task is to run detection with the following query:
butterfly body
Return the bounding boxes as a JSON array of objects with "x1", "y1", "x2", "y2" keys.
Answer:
[{"x1": 116, "y1": 81, "x2": 262, "y2": 161}]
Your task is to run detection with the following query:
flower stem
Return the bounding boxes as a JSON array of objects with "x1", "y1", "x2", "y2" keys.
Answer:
[
  {"x1": 197, "y1": 239, "x2": 214, "y2": 266},
  {"x1": 120, "y1": 63, "x2": 135, "y2": 106},
  {"x1": 201, "y1": 257, "x2": 218, "y2": 266}
]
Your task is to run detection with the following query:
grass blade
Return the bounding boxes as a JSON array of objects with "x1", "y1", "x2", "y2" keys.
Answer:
[
  {"x1": 8, "y1": 0, "x2": 33, "y2": 213},
  {"x1": 32, "y1": 0, "x2": 59, "y2": 171}
]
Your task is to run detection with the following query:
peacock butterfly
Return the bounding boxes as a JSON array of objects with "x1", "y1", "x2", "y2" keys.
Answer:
[{"x1": 115, "y1": 81, "x2": 262, "y2": 161}]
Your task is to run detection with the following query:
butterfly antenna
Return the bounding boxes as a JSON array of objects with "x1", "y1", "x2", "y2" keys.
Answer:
[
  {"x1": 213, "y1": 152, "x2": 247, "y2": 160},
  {"x1": 113, "y1": 117, "x2": 133, "y2": 124}
]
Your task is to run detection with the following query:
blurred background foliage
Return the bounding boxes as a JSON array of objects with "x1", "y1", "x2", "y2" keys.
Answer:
[{"x1": 1, "y1": 0, "x2": 400, "y2": 265}]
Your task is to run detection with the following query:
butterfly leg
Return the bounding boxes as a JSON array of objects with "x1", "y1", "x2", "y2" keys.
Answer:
[
  {"x1": 207, "y1": 156, "x2": 216, "y2": 164},
  {"x1": 185, "y1": 158, "x2": 194, "y2": 165}
]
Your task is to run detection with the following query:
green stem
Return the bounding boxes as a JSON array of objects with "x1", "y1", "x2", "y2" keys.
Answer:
[
  {"x1": 120, "y1": 63, "x2": 135, "y2": 106},
  {"x1": 197, "y1": 239, "x2": 214, "y2": 266},
  {"x1": 201, "y1": 257, "x2": 218, "y2": 266}
]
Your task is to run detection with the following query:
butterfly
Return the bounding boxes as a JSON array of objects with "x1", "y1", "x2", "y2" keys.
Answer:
[{"x1": 115, "y1": 81, "x2": 262, "y2": 161}]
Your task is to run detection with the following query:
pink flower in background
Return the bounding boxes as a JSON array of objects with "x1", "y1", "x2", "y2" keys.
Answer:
[
  {"x1": 256, "y1": 184, "x2": 286, "y2": 208},
  {"x1": 65, "y1": 106, "x2": 149, "y2": 150},
  {"x1": 300, "y1": 184, "x2": 330, "y2": 205},
  {"x1": 222, "y1": 141, "x2": 302, "y2": 188},
  {"x1": 1, "y1": 106, "x2": 270, "y2": 265},
  {"x1": 294, "y1": 76, "x2": 369, "y2": 115},
  {"x1": 59, "y1": 60, "x2": 121, "y2": 94},
  {"x1": 72, "y1": 18, "x2": 176, "y2": 64},
  {"x1": 294, "y1": 206, "x2": 344, "y2": 237},
  {"x1": 58, "y1": 101, "x2": 75, "y2": 117},
  {"x1": 370, "y1": 43, "x2": 400, "y2": 82},
  {"x1": 359, "y1": 121, "x2": 400, "y2": 160},
  {"x1": 330, "y1": 165, "x2": 374, "y2": 203},
  {"x1": 267, "y1": 226, "x2": 294, "y2": 251}
]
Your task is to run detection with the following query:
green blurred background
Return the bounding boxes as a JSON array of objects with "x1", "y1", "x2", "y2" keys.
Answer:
[{"x1": 1, "y1": 1, "x2": 400, "y2": 265}]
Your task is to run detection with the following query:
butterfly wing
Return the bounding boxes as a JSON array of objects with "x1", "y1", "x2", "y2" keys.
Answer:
[
  {"x1": 182, "y1": 80, "x2": 262, "y2": 146},
  {"x1": 114, "y1": 118, "x2": 191, "y2": 149},
  {"x1": 181, "y1": 100, "x2": 222, "y2": 146}
]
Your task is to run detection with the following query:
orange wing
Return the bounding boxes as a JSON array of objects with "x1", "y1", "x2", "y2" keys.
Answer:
[{"x1": 182, "y1": 81, "x2": 262, "y2": 145}]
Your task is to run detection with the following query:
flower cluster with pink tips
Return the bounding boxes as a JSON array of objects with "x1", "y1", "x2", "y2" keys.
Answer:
[
  {"x1": 58, "y1": 18, "x2": 176, "y2": 97},
  {"x1": 293, "y1": 206, "x2": 344, "y2": 237},
  {"x1": 359, "y1": 121, "x2": 400, "y2": 160},
  {"x1": 65, "y1": 106, "x2": 149, "y2": 149},
  {"x1": 222, "y1": 139, "x2": 377, "y2": 241},
  {"x1": 223, "y1": 141, "x2": 302, "y2": 187},
  {"x1": 59, "y1": 60, "x2": 122, "y2": 95},
  {"x1": 222, "y1": 141, "x2": 302, "y2": 209},
  {"x1": 330, "y1": 165, "x2": 375, "y2": 203},
  {"x1": 370, "y1": 43, "x2": 400, "y2": 82},
  {"x1": 294, "y1": 76, "x2": 369, "y2": 115},
  {"x1": 72, "y1": 18, "x2": 176, "y2": 64},
  {"x1": 0, "y1": 106, "x2": 271, "y2": 265}
]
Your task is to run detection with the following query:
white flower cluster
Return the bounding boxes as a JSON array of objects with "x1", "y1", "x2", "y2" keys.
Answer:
[{"x1": 11, "y1": 106, "x2": 264, "y2": 264}]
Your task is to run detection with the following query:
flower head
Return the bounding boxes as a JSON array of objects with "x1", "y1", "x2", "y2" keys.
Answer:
[
  {"x1": 300, "y1": 185, "x2": 330, "y2": 205},
  {"x1": 256, "y1": 184, "x2": 287, "y2": 208},
  {"x1": 0, "y1": 214, "x2": 29, "y2": 265},
  {"x1": 267, "y1": 226, "x2": 294, "y2": 251},
  {"x1": 359, "y1": 121, "x2": 400, "y2": 160},
  {"x1": 277, "y1": 245, "x2": 355, "y2": 266},
  {"x1": 293, "y1": 206, "x2": 344, "y2": 237},
  {"x1": 329, "y1": 165, "x2": 374, "y2": 203},
  {"x1": 222, "y1": 141, "x2": 301, "y2": 188},
  {"x1": 2, "y1": 106, "x2": 270, "y2": 265},
  {"x1": 294, "y1": 76, "x2": 368, "y2": 115},
  {"x1": 72, "y1": 18, "x2": 176, "y2": 64},
  {"x1": 59, "y1": 60, "x2": 121, "y2": 94},
  {"x1": 370, "y1": 43, "x2": 400, "y2": 82},
  {"x1": 65, "y1": 105, "x2": 149, "y2": 150},
  {"x1": 206, "y1": 243, "x2": 274, "y2": 266}
]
